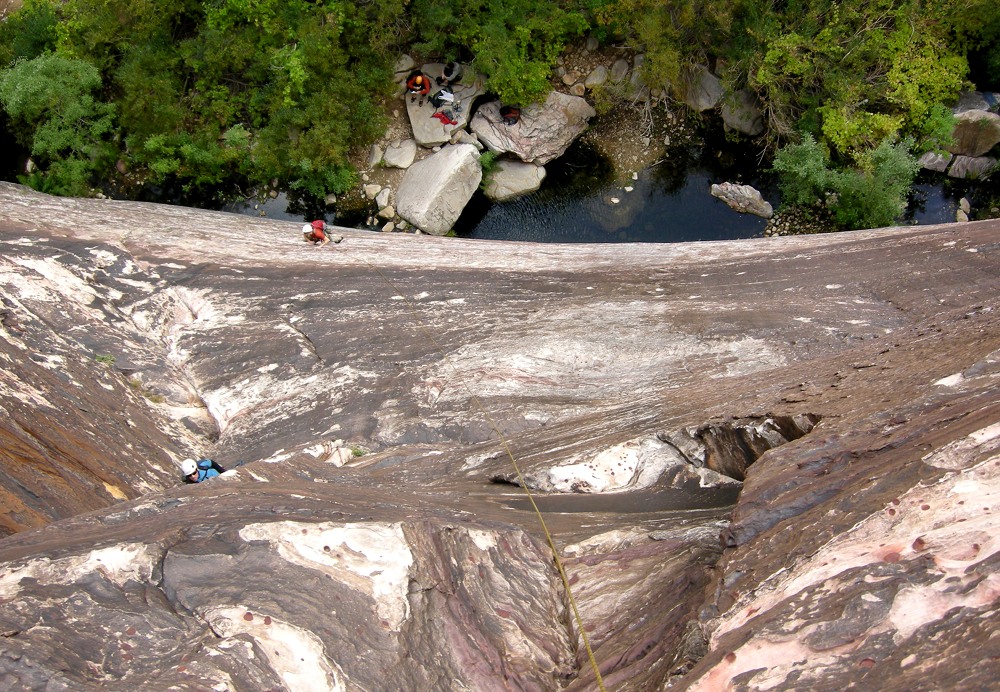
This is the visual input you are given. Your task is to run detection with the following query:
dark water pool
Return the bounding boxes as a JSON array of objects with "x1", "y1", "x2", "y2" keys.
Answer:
[
  {"x1": 228, "y1": 134, "x2": 971, "y2": 243},
  {"x1": 454, "y1": 134, "x2": 779, "y2": 243}
]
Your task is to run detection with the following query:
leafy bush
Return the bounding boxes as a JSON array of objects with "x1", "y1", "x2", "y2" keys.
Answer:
[
  {"x1": 770, "y1": 133, "x2": 832, "y2": 207},
  {"x1": 0, "y1": 52, "x2": 116, "y2": 196},
  {"x1": 829, "y1": 137, "x2": 919, "y2": 230},
  {"x1": 478, "y1": 150, "x2": 498, "y2": 189},
  {"x1": 0, "y1": 0, "x2": 59, "y2": 65},
  {"x1": 410, "y1": 0, "x2": 587, "y2": 105},
  {"x1": 773, "y1": 133, "x2": 919, "y2": 231}
]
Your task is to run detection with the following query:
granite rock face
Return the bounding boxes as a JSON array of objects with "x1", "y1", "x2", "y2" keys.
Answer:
[
  {"x1": 471, "y1": 92, "x2": 596, "y2": 165},
  {"x1": 1, "y1": 182, "x2": 999, "y2": 690},
  {"x1": 395, "y1": 143, "x2": 482, "y2": 234}
]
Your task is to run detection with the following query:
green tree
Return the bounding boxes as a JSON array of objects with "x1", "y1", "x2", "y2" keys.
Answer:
[
  {"x1": 0, "y1": 53, "x2": 116, "y2": 196},
  {"x1": 0, "y1": 0, "x2": 59, "y2": 65},
  {"x1": 772, "y1": 133, "x2": 918, "y2": 231},
  {"x1": 770, "y1": 133, "x2": 831, "y2": 207},
  {"x1": 829, "y1": 137, "x2": 919, "y2": 230},
  {"x1": 410, "y1": 0, "x2": 587, "y2": 105}
]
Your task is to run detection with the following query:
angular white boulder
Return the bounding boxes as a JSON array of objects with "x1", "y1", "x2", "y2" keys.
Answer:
[{"x1": 396, "y1": 143, "x2": 482, "y2": 235}]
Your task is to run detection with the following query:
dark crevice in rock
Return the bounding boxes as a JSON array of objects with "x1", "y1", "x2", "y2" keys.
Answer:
[{"x1": 657, "y1": 413, "x2": 821, "y2": 482}]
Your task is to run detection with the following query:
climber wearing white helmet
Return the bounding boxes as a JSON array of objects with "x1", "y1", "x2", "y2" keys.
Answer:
[{"x1": 182, "y1": 457, "x2": 225, "y2": 483}]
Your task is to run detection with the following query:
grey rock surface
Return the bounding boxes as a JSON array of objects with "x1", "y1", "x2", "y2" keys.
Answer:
[
  {"x1": 918, "y1": 150, "x2": 953, "y2": 172},
  {"x1": 721, "y1": 89, "x2": 765, "y2": 137},
  {"x1": 470, "y1": 92, "x2": 596, "y2": 165},
  {"x1": 1, "y1": 182, "x2": 999, "y2": 690},
  {"x1": 382, "y1": 138, "x2": 417, "y2": 169},
  {"x1": 404, "y1": 63, "x2": 483, "y2": 147},
  {"x1": 710, "y1": 182, "x2": 773, "y2": 218},
  {"x1": 482, "y1": 159, "x2": 546, "y2": 201},
  {"x1": 395, "y1": 143, "x2": 481, "y2": 234},
  {"x1": 948, "y1": 109, "x2": 1000, "y2": 157},
  {"x1": 678, "y1": 64, "x2": 724, "y2": 112},
  {"x1": 948, "y1": 154, "x2": 998, "y2": 179}
]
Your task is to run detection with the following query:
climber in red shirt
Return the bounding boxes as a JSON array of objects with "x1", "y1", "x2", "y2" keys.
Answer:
[
  {"x1": 406, "y1": 70, "x2": 431, "y2": 106},
  {"x1": 302, "y1": 219, "x2": 330, "y2": 247}
]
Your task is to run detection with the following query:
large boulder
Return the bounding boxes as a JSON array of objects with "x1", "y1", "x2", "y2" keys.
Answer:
[
  {"x1": 721, "y1": 89, "x2": 765, "y2": 137},
  {"x1": 918, "y1": 150, "x2": 953, "y2": 173},
  {"x1": 482, "y1": 159, "x2": 546, "y2": 201},
  {"x1": 404, "y1": 63, "x2": 484, "y2": 148},
  {"x1": 678, "y1": 64, "x2": 724, "y2": 112},
  {"x1": 382, "y1": 138, "x2": 417, "y2": 169},
  {"x1": 396, "y1": 143, "x2": 482, "y2": 234},
  {"x1": 470, "y1": 92, "x2": 596, "y2": 165},
  {"x1": 948, "y1": 109, "x2": 1000, "y2": 157},
  {"x1": 710, "y1": 182, "x2": 773, "y2": 218},
  {"x1": 947, "y1": 155, "x2": 998, "y2": 179}
]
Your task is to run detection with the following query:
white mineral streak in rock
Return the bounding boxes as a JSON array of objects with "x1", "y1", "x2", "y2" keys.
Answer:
[
  {"x1": 921, "y1": 421, "x2": 1000, "y2": 470},
  {"x1": 12, "y1": 257, "x2": 101, "y2": 305},
  {"x1": 203, "y1": 605, "x2": 346, "y2": 692},
  {"x1": 0, "y1": 543, "x2": 157, "y2": 598},
  {"x1": 539, "y1": 437, "x2": 741, "y2": 494},
  {"x1": 546, "y1": 442, "x2": 640, "y2": 492},
  {"x1": 239, "y1": 521, "x2": 413, "y2": 630},
  {"x1": 563, "y1": 528, "x2": 651, "y2": 556},
  {"x1": 711, "y1": 336, "x2": 786, "y2": 377},
  {"x1": 933, "y1": 372, "x2": 965, "y2": 387},
  {"x1": 692, "y1": 429, "x2": 1000, "y2": 690},
  {"x1": 0, "y1": 373, "x2": 56, "y2": 409},
  {"x1": 303, "y1": 440, "x2": 353, "y2": 466},
  {"x1": 468, "y1": 528, "x2": 498, "y2": 552},
  {"x1": 430, "y1": 303, "x2": 785, "y2": 403}
]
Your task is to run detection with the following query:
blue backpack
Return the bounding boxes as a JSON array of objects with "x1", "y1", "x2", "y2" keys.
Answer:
[{"x1": 196, "y1": 458, "x2": 221, "y2": 482}]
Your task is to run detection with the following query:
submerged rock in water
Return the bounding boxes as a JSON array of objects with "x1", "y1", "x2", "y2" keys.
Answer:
[{"x1": 711, "y1": 181, "x2": 773, "y2": 218}]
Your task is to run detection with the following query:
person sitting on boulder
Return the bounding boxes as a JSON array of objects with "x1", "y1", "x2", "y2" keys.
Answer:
[
  {"x1": 302, "y1": 219, "x2": 330, "y2": 247},
  {"x1": 437, "y1": 61, "x2": 463, "y2": 87},
  {"x1": 499, "y1": 105, "x2": 521, "y2": 126},
  {"x1": 182, "y1": 457, "x2": 225, "y2": 484},
  {"x1": 406, "y1": 70, "x2": 431, "y2": 106}
]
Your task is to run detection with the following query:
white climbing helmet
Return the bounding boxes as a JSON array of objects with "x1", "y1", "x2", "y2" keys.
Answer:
[{"x1": 181, "y1": 458, "x2": 197, "y2": 476}]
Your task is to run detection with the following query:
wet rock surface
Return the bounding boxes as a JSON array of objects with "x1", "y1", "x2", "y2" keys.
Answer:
[{"x1": 1, "y1": 182, "x2": 999, "y2": 689}]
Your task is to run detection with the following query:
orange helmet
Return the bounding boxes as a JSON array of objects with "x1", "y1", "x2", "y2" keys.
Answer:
[{"x1": 415, "y1": 76, "x2": 423, "y2": 86}]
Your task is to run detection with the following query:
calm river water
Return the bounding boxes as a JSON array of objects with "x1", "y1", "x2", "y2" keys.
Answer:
[{"x1": 228, "y1": 133, "x2": 968, "y2": 242}]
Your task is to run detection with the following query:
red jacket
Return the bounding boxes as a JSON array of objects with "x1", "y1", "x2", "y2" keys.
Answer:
[{"x1": 406, "y1": 72, "x2": 430, "y2": 95}]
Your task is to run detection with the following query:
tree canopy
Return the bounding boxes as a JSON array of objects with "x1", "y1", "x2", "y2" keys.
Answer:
[{"x1": 1, "y1": 0, "x2": 998, "y2": 228}]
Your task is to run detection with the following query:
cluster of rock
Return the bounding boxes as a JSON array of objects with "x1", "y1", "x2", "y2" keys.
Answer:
[
  {"x1": 359, "y1": 56, "x2": 597, "y2": 235},
  {"x1": 918, "y1": 91, "x2": 1000, "y2": 183},
  {"x1": 358, "y1": 42, "x2": 999, "y2": 236},
  {"x1": 361, "y1": 43, "x2": 774, "y2": 236}
]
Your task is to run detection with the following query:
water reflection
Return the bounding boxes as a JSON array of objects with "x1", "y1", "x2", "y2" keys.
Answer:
[{"x1": 455, "y1": 137, "x2": 778, "y2": 243}]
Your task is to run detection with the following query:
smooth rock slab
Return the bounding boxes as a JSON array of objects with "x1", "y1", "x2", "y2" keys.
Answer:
[
  {"x1": 482, "y1": 159, "x2": 546, "y2": 201},
  {"x1": 470, "y1": 91, "x2": 596, "y2": 165},
  {"x1": 396, "y1": 143, "x2": 482, "y2": 234}
]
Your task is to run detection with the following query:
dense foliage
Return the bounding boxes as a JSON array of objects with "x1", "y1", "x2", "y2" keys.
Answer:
[
  {"x1": 772, "y1": 133, "x2": 921, "y2": 230},
  {"x1": 0, "y1": 0, "x2": 998, "y2": 229}
]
